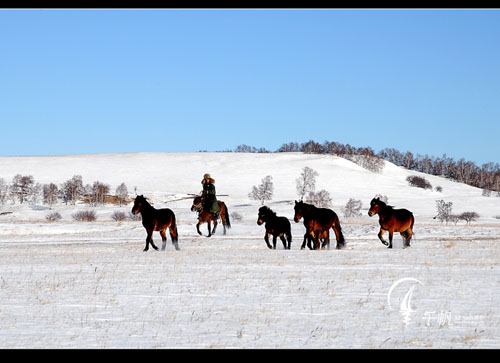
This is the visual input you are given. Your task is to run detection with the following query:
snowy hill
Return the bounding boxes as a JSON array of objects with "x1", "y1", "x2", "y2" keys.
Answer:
[{"x1": 0, "y1": 152, "x2": 498, "y2": 222}]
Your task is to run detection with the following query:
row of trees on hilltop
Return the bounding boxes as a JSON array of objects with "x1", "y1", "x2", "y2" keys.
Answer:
[
  {"x1": 225, "y1": 140, "x2": 500, "y2": 193},
  {"x1": 0, "y1": 174, "x2": 130, "y2": 207}
]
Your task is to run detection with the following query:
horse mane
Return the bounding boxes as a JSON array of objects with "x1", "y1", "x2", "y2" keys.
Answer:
[
  {"x1": 259, "y1": 206, "x2": 277, "y2": 218},
  {"x1": 136, "y1": 195, "x2": 154, "y2": 209},
  {"x1": 297, "y1": 200, "x2": 318, "y2": 210},
  {"x1": 372, "y1": 198, "x2": 394, "y2": 211}
]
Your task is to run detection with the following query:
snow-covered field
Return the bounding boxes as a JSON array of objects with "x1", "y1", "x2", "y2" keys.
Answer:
[{"x1": 0, "y1": 152, "x2": 499, "y2": 348}]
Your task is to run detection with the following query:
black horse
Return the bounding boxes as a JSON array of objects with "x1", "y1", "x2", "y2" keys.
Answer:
[
  {"x1": 131, "y1": 195, "x2": 180, "y2": 251},
  {"x1": 293, "y1": 200, "x2": 345, "y2": 250},
  {"x1": 257, "y1": 206, "x2": 292, "y2": 249}
]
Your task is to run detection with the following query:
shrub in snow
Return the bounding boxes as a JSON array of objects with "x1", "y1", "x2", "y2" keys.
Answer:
[
  {"x1": 230, "y1": 211, "x2": 243, "y2": 223},
  {"x1": 72, "y1": 210, "x2": 97, "y2": 222},
  {"x1": 111, "y1": 211, "x2": 127, "y2": 221},
  {"x1": 407, "y1": 175, "x2": 432, "y2": 190},
  {"x1": 482, "y1": 189, "x2": 491, "y2": 197},
  {"x1": 46, "y1": 212, "x2": 62, "y2": 222}
]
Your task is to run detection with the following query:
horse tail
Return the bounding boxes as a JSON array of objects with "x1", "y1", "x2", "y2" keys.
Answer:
[
  {"x1": 334, "y1": 215, "x2": 346, "y2": 248},
  {"x1": 408, "y1": 213, "x2": 415, "y2": 241},
  {"x1": 169, "y1": 211, "x2": 180, "y2": 250},
  {"x1": 223, "y1": 202, "x2": 231, "y2": 229}
]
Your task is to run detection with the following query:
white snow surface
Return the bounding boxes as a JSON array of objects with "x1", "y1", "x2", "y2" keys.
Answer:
[{"x1": 0, "y1": 152, "x2": 498, "y2": 348}]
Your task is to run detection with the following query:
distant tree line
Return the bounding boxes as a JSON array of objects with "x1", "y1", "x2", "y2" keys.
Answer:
[
  {"x1": 0, "y1": 174, "x2": 131, "y2": 207},
  {"x1": 229, "y1": 140, "x2": 500, "y2": 192}
]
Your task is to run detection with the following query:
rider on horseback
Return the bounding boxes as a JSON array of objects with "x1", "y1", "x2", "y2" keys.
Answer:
[{"x1": 201, "y1": 173, "x2": 221, "y2": 219}]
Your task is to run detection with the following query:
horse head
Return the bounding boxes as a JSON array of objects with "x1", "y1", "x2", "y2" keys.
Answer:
[
  {"x1": 131, "y1": 195, "x2": 147, "y2": 215},
  {"x1": 368, "y1": 197, "x2": 383, "y2": 217},
  {"x1": 293, "y1": 200, "x2": 304, "y2": 223},
  {"x1": 257, "y1": 206, "x2": 271, "y2": 225},
  {"x1": 191, "y1": 195, "x2": 203, "y2": 212}
]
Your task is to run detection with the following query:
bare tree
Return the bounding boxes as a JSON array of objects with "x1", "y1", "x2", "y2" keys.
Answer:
[
  {"x1": 91, "y1": 181, "x2": 110, "y2": 206},
  {"x1": 296, "y1": 166, "x2": 318, "y2": 201},
  {"x1": 374, "y1": 194, "x2": 388, "y2": 203},
  {"x1": 459, "y1": 211, "x2": 480, "y2": 225},
  {"x1": 10, "y1": 174, "x2": 36, "y2": 204},
  {"x1": 248, "y1": 175, "x2": 274, "y2": 205},
  {"x1": 43, "y1": 183, "x2": 59, "y2": 208},
  {"x1": 343, "y1": 198, "x2": 363, "y2": 218},
  {"x1": 0, "y1": 178, "x2": 8, "y2": 205},
  {"x1": 61, "y1": 175, "x2": 85, "y2": 205},
  {"x1": 115, "y1": 182, "x2": 128, "y2": 206},
  {"x1": 306, "y1": 189, "x2": 332, "y2": 208},
  {"x1": 434, "y1": 200, "x2": 453, "y2": 224}
]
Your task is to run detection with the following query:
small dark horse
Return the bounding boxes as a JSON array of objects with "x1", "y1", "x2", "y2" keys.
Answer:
[
  {"x1": 190, "y1": 195, "x2": 231, "y2": 237},
  {"x1": 131, "y1": 195, "x2": 180, "y2": 251},
  {"x1": 368, "y1": 197, "x2": 414, "y2": 248},
  {"x1": 257, "y1": 206, "x2": 292, "y2": 249},
  {"x1": 293, "y1": 200, "x2": 345, "y2": 250}
]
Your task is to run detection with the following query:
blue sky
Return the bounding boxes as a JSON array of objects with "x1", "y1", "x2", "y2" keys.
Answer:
[{"x1": 1, "y1": 9, "x2": 499, "y2": 165}]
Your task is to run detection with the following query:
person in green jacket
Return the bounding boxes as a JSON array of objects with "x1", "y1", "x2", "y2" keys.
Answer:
[{"x1": 202, "y1": 173, "x2": 221, "y2": 218}]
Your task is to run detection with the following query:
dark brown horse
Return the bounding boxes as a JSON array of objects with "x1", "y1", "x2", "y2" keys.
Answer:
[
  {"x1": 368, "y1": 197, "x2": 414, "y2": 248},
  {"x1": 191, "y1": 195, "x2": 231, "y2": 237},
  {"x1": 293, "y1": 200, "x2": 345, "y2": 250},
  {"x1": 257, "y1": 206, "x2": 292, "y2": 249},
  {"x1": 131, "y1": 195, "x2": 180, "y2": 251}
]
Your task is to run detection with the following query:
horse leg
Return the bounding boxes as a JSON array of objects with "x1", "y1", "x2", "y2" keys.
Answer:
[
  {"x1": 272, "y1": 235, "x2": 278, "y2": 249},
  {"x1": 378, "y1": 229, "x2": 389, "y2": 246},
  {"x1": 144, "y1": 230, "x2": 151, "y2": 251},
  {"x1": 264, "y1": 233, "x2": 272, "y2": 249},
  {"x1": 169, "y1": 224, "x2": 180, "y2": 251},
  {"x1": 160, "y1": 230, "x2": 167, "y2": 251},
  {"x1": 145, "y1": 229, "x2": 158, "y2": 251},
  {"x1": 196, "y1": 221, "x2": 203, "y2": 236},
  {"x1": 332, "y1": 227, "x2": 343, "y2": 250},
  {"x1": 301, "y1": 233, "x2": 308, "y2": 250},
  {"x1": 286, "y1": 231, "x2": 292, "y2": 250},
  {"x1": 207, "y1": 220, "x2": 212, "y2": 237},
  {"x1": 321, "y1": 230, "x2": 330, "y2": 249},
  {"x1": 304, "y1": 232, "x2": 314, "y2": 250},
  {"x1": 388, "y1": 230, "x2": 394, "y2": 249},
  {"x1": 212, "y1": 219, "x2": 218, "y2": 235},
  {"x1": 308, "y1": 233, "x2": 315, "y2": 250},
  {"x1": 279, "y1": 235, "x2": 287, "y2": 249},
  {"x1": 402, "y1": 228, "x2": 412, "y2": 248},
  {"x1": 221, "y1": 214, "x2": 227, "y2": 235}
]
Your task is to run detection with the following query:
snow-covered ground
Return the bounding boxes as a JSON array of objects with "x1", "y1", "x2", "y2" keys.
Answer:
[{"x1": 0, "y1": 152, "x2": 499, "y2": 348}]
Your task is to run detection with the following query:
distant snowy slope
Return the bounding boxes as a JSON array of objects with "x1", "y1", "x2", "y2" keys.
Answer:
[{"x1": 0, "y1": 152, "x2": 498, "y2": 221}]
